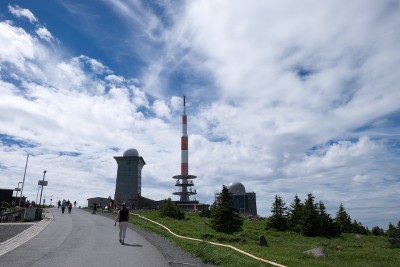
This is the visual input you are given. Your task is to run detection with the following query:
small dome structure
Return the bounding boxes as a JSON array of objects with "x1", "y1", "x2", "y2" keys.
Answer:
[
  {"x1": 228, "y1": 182, "x2": 246, "y2": 194},
  {"x1": 123, "y1": 148, "x2": 139, "y2": 157}
]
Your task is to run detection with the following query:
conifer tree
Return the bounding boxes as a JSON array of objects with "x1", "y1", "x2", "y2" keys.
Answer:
[
  {"x1": 210, "y1": 185, "x2": 243, "y2": 234},
  {"x1": 387, "y1": 221, "x2": 400, "y2": 248},
  {"x1": 386, "y1": 222, "x2": 397, "y2": 238},
  {"x1": 287, "y1": 194, "x2": 303, "y2": 233},
  {"x1": 371, "y1": 226, "x2": 385, "y2": 236},
  {"x1": 351, "y1": 220, "x2": 369, "y2": 235},
  {"x1": 317, "y1": 201, "x2": 340, "y2": 237},
  {"x1": 267, "y1": 195, "x2": 288, "y2": 231},
  {"x1": 300, "y1": 193, "x2": 319, "y2": 236},
  {"x1": 335, "y1": 203, "x2": 352, "y2": 233}
]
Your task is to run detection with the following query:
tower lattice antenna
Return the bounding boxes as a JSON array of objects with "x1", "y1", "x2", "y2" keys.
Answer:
[{"x1": 172, "y1": 96, "x2": 197, "y2": 202}]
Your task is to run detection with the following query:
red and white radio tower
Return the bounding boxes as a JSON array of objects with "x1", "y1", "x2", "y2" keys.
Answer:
[{"x1": 173, "y1": 96, "x2": 197, "y2": 202}]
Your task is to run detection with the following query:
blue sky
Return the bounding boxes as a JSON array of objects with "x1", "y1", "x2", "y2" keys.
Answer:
[{"x1": 1, "y1": 0, "x2": 399, "y2": 229}]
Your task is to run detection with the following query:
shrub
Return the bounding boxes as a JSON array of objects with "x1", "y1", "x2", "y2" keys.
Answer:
[
  {"x1": 199, "y1": 206, "x2": 211, "y2": 218},
  {"x1": 0, "y1": 201, "x2": 11, "y2": 208},
  {"x1": 159, "y1": 198, "x2": 185, "y2": 220}
]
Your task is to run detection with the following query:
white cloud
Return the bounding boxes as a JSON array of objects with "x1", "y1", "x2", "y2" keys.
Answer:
[
  {"x1": 1, "y1": 1, "x2": 399, "y2": 229},
  {"x1": 35, "y1": 27, "x2": 54, "y2": 43},
  {"x1": 105, "y1": 74, "x2": 124, "y2": 84},
  {"x1": 8, "y1": 4, "x2": 38, "y2": 24},
  {"x1": 0, "y1": 21, "x2": 36, "y2": 69},
  {"x1": 152, "y1": 100, "x2": 171, "y2": 118}
]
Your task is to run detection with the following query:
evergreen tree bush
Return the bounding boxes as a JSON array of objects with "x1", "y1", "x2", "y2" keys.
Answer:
[
  {"x1": 159, "y1": 198, "x2": 185, "y2": 220},
  {"x1": 335, "y1": 203, "x2": 352, "y2": 233},
  {"x1": 386, "y1": 221, "x2": 400, "y2": 248},
  {"x1": 300, "y1": 193, "x2": 319, "y2": 236},
  {"x1": 199, "y1": 206, "x2": 211, "y2": 218},
  {"x1": 371, "y1": 226, "x2": 385, "y2": 236},
  {"x1": 267, "y1": 195, "x2": 288, "y2": 231},
  {"x1": 210, "y1": 185, "x2": 243, "y2": 234},
  {"x1": 287, "y1": 195, "x2": 303, "y2": 233},
  {"x1": 317, "y1": 201, "x2": 340, "y2": 237}
]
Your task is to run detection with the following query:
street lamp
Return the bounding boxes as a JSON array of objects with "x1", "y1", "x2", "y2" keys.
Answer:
[
  {"x1": 39, "y1": 170, "x2": 47, "y2": 206},
  {"x1": 50, "y1": 195, "x2": 53, "y2": 206},
  {"x1": 36, "y1": 185, "x2": 41, "y2": 204}
]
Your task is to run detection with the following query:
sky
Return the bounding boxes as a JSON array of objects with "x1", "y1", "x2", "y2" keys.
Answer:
[{"x1": 0, "y1": 0, "x2": 399, "y2": 229}]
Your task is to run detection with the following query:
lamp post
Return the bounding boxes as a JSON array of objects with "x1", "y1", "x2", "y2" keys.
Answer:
[
  {"x1": 36, "y1": 185, "x2": 41, "y2": 204},
  {"x1": 19, "y1": 153, "x2": 29, "y2": 207},
  {"x1": 39, "y1": 170, "x2": 47, "y2": 206}
]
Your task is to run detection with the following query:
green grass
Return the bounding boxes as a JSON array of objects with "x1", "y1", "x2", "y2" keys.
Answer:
[{"x1": 129, "y1": 211, "x2": 400, "y2": 267}]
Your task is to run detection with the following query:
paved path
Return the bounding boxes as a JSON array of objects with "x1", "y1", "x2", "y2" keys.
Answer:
[{"x1": 0, "y1": 208, "x2": 171, "y2": 267}]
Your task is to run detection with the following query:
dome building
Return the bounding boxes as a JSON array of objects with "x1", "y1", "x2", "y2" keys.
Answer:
[{"x1": 227, "y1": 182, "x2": 257, "y2": 216}]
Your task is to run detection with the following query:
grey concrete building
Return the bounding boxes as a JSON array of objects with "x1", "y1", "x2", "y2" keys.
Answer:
[{"x1": 114, "y1": 148, "x2": 145, "y2": 209}]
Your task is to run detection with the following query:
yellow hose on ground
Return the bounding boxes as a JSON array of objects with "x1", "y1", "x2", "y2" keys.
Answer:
[{"x1": 132, "y1": 213, "x2": 287, "y2": 267}]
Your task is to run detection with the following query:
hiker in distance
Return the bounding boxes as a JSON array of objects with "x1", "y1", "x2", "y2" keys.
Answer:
[
  {"x1": 114, "y1": 203, "x2": 129, "y2": 245},
  {"x1": 61, "y1": 199, "x2": 67, "y2": 214},
  {"x1": 92, "y1": 202, "x2": 97, "y2": 214}
]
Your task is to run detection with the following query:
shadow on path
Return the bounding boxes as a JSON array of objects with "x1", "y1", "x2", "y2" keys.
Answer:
[{"x1": 122, "y1": 243, "x2": 143, "y2": 247}]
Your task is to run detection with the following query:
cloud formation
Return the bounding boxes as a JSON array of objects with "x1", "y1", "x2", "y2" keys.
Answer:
[
  {"x1": 8, "y1": 4, "x2": 38, "y2": 24},
  {"x1": 0, "y1": 1, "x2": 399, "y2": 229}
]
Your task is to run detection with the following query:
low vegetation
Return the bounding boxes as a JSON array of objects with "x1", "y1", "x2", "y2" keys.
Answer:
[
  {"x1": 130, "y1": 210, "x2": 400, "y2": 267},
  {"x1": 159, "y1": 198, "x2": 185, "y2": 220},
  {"x1": 129, "y1": 189, "x2": 399, "y2": 267}
]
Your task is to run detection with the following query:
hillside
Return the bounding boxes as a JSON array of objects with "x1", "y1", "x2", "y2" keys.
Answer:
[{"x1": 130, "y1": 211, "x2": 400, "y2": 267}]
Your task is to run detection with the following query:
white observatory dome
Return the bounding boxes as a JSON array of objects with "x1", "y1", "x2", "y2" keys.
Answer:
[
  {"x1": 228, "y1": 182, "x2": 246, "y2": 194},
  {"x1": 123, "y1": 148, "x2": 139, "y2": 157}
]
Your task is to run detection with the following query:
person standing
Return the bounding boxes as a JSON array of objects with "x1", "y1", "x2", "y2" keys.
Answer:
[{"x1": 114, "y1": 203, "x2": 129, "y2": 245}]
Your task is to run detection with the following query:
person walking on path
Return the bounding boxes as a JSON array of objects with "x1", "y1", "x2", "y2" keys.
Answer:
[
  {"x1": 114, "y1": 203, "x2": 129, "y2": 245},
  {"x1": 92, "y1": 202, "x2": 97, "y2": 214},
  {"x1": 61, "y1": 200, "x2": 67, "y2": 214},
  {"x1": 68, "y1": 202, "x2": 72, "y2": 213}
]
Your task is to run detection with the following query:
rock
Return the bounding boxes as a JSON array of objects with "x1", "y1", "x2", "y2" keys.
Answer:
[
  {"x1": 355, "y1": 234, "x2": 361, "y2": 239},
  {"x1": 257, "y1": 235, "x2": 268, "y2": 246},
  {"x1": 303, "y1": 247, "x2": 327, "y2": 258}
]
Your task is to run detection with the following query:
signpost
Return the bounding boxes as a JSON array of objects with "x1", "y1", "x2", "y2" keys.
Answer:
[
  {"x1": 38, "y1": 170, "x2": 47, "y2": 206},
  {"x1": 14, "y1": 182, "x2": 22, "y2": 206},
  {"x1": 38, "y1": 180, "x2": 48, "y2": 186}
]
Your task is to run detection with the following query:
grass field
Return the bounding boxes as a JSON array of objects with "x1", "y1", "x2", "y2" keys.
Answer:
[{"x1": 129, "y1": 210, "x2": 399, "y2": 267}]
